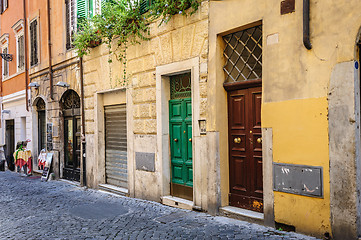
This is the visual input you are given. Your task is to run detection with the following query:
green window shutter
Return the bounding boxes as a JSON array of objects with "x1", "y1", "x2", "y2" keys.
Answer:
[
  {"x1": 88, "y1": 0, "x2": 93, "y2": 17},
  {"x1": 77, "y1": 0, "x2": 87, "y2": 18},
  {"x1": 140, "y1": 0, "x2": 151, "y2": 15},
  {"x1": 77, "y1": 0, "x2": 87, "y2": 28}
]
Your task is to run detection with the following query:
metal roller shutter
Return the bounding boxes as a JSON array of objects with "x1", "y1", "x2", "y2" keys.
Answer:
[{"x1": 105, "y1": 104, "x2": 127, "y2": 188}]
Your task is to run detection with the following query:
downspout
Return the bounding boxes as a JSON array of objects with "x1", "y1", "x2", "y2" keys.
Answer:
[
  {"x1": 303, "y1": 0, "x2": 312, "y2": 50},
  {"x1": 23, "y1": 0, "x2": 29, "y2": 110},
  {"x1": 80, "y1": 56, "x2": 86, "y2": 186},
  {"x1": 47, "y1": 0, "x2": 53, "y2": 100}
]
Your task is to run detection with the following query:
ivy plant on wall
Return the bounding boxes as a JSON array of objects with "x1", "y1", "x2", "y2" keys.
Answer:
[{"x1": 73, "y1": 0, "x2": 200, "y2": 85}]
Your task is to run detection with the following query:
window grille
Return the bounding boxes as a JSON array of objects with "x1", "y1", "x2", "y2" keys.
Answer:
[
  {"x1": 18, "y1": 35, "x2": 25, "y2": 70},
  {"x1": 66, "y1": 0, "x2": 76, "y2": 50},
  {"x1": 170, "y1": 73, "x2": 191, "y2": 100},
  {"x1": 30, "y1": 20, "x2": 38, "y2": 66},
  {"x1": 223, "y1": 25, "x2": 262, "y2": 83},
  {"x1": 36, "y1": 98, "x2": 46, "y2": 111},
  {"x1": 3, "y1": 47, "x2": 8, "y2": 76}
]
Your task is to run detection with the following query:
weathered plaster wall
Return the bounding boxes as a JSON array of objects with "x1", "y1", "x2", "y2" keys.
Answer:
[
  {"x1": 208, "y1": 0, "x2": 361, "y2": 237},
  {"x1": 83, "y1": 1, "x2": 209, "y2": 205}
]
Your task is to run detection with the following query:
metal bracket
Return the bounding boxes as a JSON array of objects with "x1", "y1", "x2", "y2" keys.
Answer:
[{"x1": 0, "y1": 53, "x2": 13, "y2": 62}]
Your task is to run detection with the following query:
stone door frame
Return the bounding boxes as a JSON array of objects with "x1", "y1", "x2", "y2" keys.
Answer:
[{"x1": 156, "y1": 57, "x2": 203, "y2": 208}]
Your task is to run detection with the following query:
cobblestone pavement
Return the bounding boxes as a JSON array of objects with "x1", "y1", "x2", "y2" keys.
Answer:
[{"x1": 0, "y1": 171, "x2": 318, "y2": 240}]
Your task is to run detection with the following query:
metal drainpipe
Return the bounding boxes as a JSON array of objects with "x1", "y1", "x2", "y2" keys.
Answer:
[
  {"x1": 23, "y1": 0, "x2": 29, "y2": 110},
  {"x1": 79, "y1": 57, "x2": 86, "y2": 186},
  {"x1": 47, "y1": 0, "x2": 53, "y2": 100},
  {"x1": 303, "y1": 0, "x2": 312, "y2": 50}
]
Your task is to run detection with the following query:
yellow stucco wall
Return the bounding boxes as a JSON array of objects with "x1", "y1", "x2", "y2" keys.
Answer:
[
  {"x1": 208, "y1": 0, "x2": 361, "y2": 237},
  {"x1": 263, "y1": 97, "x2": 330, "y2": 234}
]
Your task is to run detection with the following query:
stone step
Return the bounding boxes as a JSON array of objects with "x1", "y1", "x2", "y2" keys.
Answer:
[
  {"x1": 98, "y1": 183, "x2": 128, "y2": 197},
  {"x1": 219, "y1": 206, "x2": 264, "y2": 225}
]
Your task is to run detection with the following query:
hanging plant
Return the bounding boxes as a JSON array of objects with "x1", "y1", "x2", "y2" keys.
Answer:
[
  {"x1": 73, "y1": 20, "x2": 102, "y2": 57},
  {"x1": 74, "y1": 0, "x2": 150, "y2": 58},
  {"x1": 148, "y1": 0, "x2": 200, "y2": 25},
  {"x1": 73, "y1": 0, "x2": 201, "y2": 84}
]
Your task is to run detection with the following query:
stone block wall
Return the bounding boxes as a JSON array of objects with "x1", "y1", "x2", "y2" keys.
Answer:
[{"x1": 83, "y1": 1, "x2": 209, "y2": 194}]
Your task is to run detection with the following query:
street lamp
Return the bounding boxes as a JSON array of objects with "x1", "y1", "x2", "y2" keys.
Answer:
[
  {"x1": 55, "y1": 81, "x2": 70, "y2": 88},
  {"x1": 0, "y1": 53, "x2": 13, "y2": 62},
  {"x1": 29, "y1": 82, "x2": 40, "y2": 88}
]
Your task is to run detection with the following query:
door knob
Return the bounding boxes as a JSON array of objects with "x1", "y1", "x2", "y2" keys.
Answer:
[
  {"x1": 234, "y1": 138, "x2": 241, "y2": 144},
  {"x1": 257, "y1": 138, "x2": 262, "y2": 144},
  {"x1": 189, "y1": 138, "x2": 192, "y2": 142},
  {"x1": 174, "y1": 138, "x2": 178, "y2": 142}
]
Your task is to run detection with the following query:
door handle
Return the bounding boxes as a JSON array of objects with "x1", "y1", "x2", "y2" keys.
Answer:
[
  {"x1": 189, "y1": 138, "x2": 192, "y2": 142},
  {"x1": 257, "y1": 138, "x2": 262, "y2": 144},
  {"x1": 234, "y1": 138, "x2": 241, "y2": 144},
  {"x1": 174, "y1": 138, "x2": 178, "y2": 142}
]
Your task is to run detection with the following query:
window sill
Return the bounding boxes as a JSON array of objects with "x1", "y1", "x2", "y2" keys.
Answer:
[{"x1": 2, "y1": 69, "x2": 25, "y2": 82}]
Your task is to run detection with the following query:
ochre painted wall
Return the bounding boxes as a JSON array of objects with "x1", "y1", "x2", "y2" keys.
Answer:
[
  {"x1": 28, "y1": 0, "x2": 78, "y2": 77},
  {"x1": 2, "y1": 73, "x2": 26, "y2": 96},
  {"x1": 263, "y1": 97, "x2": 330, "y2": 235},
  {"x1": 0, "y1": 0, "x2": 25, "y2": 96},
  {"x1": 208, "y1": 0, "x2": 361, "y2": 237}
]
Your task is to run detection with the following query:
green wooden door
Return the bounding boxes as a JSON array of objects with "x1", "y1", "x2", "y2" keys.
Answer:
[{"x1": 170, "y1": 98, "x2": 193, "y2": 187}]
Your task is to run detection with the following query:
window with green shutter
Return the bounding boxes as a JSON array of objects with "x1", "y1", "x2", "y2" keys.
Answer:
[
  {"x1": 77, "y1": 0, "x2": 94, "y2": 28},
  {"x1": 140, "y1": 0, "x2": 152, "y2": 14}
]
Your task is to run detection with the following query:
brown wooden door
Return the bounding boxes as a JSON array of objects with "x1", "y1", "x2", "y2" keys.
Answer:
[{"x1": 228, "y1": 86, "x2": 263, "y2": 212}]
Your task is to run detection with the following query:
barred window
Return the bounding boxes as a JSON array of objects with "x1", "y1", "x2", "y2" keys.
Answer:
[
  {"x1": 3, "y1": 47, "x2": 8, "y2": 77},
  {"x1": 30, "y1": 20, "x2": 38, "y2": 66},
  {"x1": 17, "y1": 35, "x2": 25, "y2": 71},
  {"x1": 223, "y1": 25, "x2": 262, "y2": 83},
  {"x1": 66, "y1": 0, "x2": 76, "y2": 50}
]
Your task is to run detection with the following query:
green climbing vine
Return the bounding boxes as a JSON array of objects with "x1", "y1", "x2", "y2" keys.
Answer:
[{"x1": 73, "y1": 0, "x2": 200, "y2": 86}]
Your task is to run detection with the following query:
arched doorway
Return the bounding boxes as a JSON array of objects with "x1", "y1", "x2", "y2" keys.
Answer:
[
  {"x1": 61, "y1": 90, "x2": 81, "y2": 182},
  {"x1": 36, "y1": 98, "x2": 46, "y2": 154}
]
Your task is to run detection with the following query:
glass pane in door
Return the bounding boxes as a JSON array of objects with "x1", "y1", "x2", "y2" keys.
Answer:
[
  {"x1": 38, "y1": 111, "x2": 46, "y2": 152},
  {"x1": 65, "y1": 119, "x2": 74, "y2": 167},
  {"x1": 75, "y1": 117, "x2": 81, "y2": 169}
]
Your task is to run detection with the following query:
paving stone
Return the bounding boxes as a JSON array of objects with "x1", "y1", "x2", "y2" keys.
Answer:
[{"x1": 0, "y1": 171, "x2": 318, "y2": 240}]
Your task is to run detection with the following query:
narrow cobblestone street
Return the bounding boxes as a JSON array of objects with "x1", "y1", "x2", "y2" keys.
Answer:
[{"x1": 0, "y1": 171, "x2": 318, "y2": 240}]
